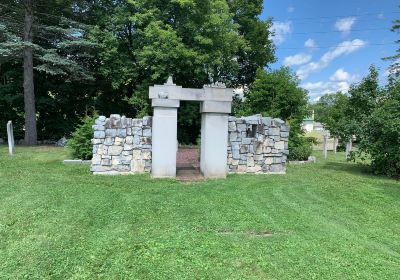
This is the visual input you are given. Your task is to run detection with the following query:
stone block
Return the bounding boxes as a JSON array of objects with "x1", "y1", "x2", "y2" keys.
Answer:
[
  {"x1": 131, "y1": 159, "x2": 145, "y2": 173},
  {"x1": 121, "y1": 155, "x2": 133, "y2": 161},
  {"x1": 90, "y1": 165, "x2": 111, "y2": 172},
  {"x1": 92, "y1": 154, "x2": 102, "y2": 165},
  {"x1": 254, "y1": 154, "x2": 263, "y2": 161},
  {"x1": 229, "y1": 132, "x2": 239, "y2": 141},
  {"x1": 274, "y1": 157, "x2": 282, "y2": 164},
  {"x1": 263, "y1": 138, "x2": 274, "y2": 147},
  {"x1": 94, "y1": 131, "x2": 105, "y2": 139},
  {"x1": 280, "y1": 131, "x2": 289, "y2": 138},
  {"x1": 228, "y1": 121, "x2": 236, "y2": 132},
  {"x1": 132, "y1": 150, "x2": 141, "y2": 160},
  {"x1": 240, "y1": 154, "x2": 247, "y2": 161},
  {"x1": 281, "y1": 125, "x2": 289, "y2": 132},
  {"x1": 264, "y1": 157, "x2": 274, "y2": 165},
  {"x1": 240, "y1": 145, "x2": 249, "y2": 153},
  {"x1": 272, "y1": 136, "x2": 281, "y2": 142},
  {"x1": 140, "y1": 137, "x2": 151, "y2": 145},
  {"x1": 125, "y1": 136, "x2": 134, "y2": 145},
  {"x1": 117, "y1": 165, "x2": 131, "y2": 172},
  {"x1": 108, "y1": 146, "x2": 123, "y2": 156},
  {"x1": 133, "y1": 135, "x2": 141, "y2": 145},
  {"x1": 237, "y1": 165, "x2": 247, "y2": 173},
  {"x1": 101, "y1": 158, "x2": 111, "y2": 166},
  {"x1": 232, "y1": 149, "x2": 240, "y2": 160},
  {"x1": 143, "y1": 116, "x2": 152, "y2": 126},
  {"x1": 143, "y1": 128, "x2": 151, "y2": 137},
  {"x1": 132, "y1": 127, "x2": 142, "y2": 136},
  {"x1": 91, "y1": 139, "x2": 103, "y2": 145},
  {"x1": 263, "y1": 146, "x2": 272, "y2": 154},
  {"x1": 127, "y1": 127, "x2": 132, "y2": 136},
  {"x1": 262, "y1": 117, "x2": 272, "y2": 126},
  {"x1": 132, "y1": 119, "x2": 143, "y2": 127},
  {"x1": 253, "y1": 142, "x2": 263, "y2": 154},
  {"x1": 93, "y1": 125, "x2": 105, "y2": 131},
  {"x1": 105, "y1": 129, "x2": 117, "y2": 137},
  {"x1": 117, "y1": 129, "x2": 127, "y2": 138},
  {"x1": 123, "y1": 144, "x2": 134, "y2": 151},
  {"x1": 270, "y1": 164, "x2": 284, "y2": 173},
  {"x1": 242, "y1": 138, "x2": 252, "y2": 145},
  {"x1": 269, "y1": 128, "x2": 280, "y2": 136},
  {"x1": 237, "y1": 124, "x2": 247, "y2": 132},
  {"x1": 274, "y1": 141, "x2": 285, "y2": 150},
  {"x1": 112, "y1": 156, "x2": 122, "y2": 165},
  {"x1": 142, "y1": 150, "x2": 151, "y2": 160},
  {"x1": 104, "y1": 137, "x2": 113, "y2": 146},
  {"x1": 247, "y1": 155, "x2": 255, "y2": 167},
  {"x1": 114, "y1": 137, "x2": 124, "y2": 146}
]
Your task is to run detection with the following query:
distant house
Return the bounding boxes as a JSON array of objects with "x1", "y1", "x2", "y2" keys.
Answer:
[{"x1": 301, "y1": 111, "x2": 325, "y2": 132}]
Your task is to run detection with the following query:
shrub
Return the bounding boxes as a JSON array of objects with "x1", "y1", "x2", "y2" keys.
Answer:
[
  {"x1": 357, "y1": 98, "x2": 400, "y2": 178},
  {"x1": 288, "y1": 134, "x2": 313, "y2": 161},
  {"x1": 68, "y1": 115, "x2": 96, "y2": 160}
]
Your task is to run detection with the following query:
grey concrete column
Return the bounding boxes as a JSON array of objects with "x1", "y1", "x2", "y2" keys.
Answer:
[
  {"x1": 7, "y1": 121, "x2": 15, "y2": 155},
  {"x1": 151, "y1": 99, "x2": 179, "y2": 178},
  {"x1": 333, "y1": 137, "x2": 338, "y2": 154},
  {"x1": 323, "y1": 134, "x2": 328, "y2": 159},
  {"x1": 200, "y1": 112, "x2": 229, "y2": 179}
]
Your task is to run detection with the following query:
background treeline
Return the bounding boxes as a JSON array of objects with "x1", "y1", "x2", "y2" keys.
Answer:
[{"x1": 0, "y1": 0, "x2": 275, "y2": 143}]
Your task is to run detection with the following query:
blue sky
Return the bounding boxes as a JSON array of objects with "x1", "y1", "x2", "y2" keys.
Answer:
[{"x1": 261, "y1": 0, "x2": 399, "y2": 101}]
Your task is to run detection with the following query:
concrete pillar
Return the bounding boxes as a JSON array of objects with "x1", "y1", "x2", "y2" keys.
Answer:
[
  {"x1": 345, "y1": 139, "x2": 352, "y2": 159},
  {"x1": 200, "y1": 112, "x2": 229, "y2": 179},
  {"x1": 333, "y1": 137, "x2": 338, "y2": 154},
  {"x1": 323, "y1": 134, "x2": 328, "y2": 159},
  {"x1": 151, "y1": 100, "x2": 180, "y2": 178},
  {"x1": 7, "y1": 121, "x2": 15, "y2": 155}
]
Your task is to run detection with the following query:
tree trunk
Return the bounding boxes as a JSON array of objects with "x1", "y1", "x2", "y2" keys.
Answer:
[{"x1": 23, "y1": 0, "x2": 37, "y2": 145}]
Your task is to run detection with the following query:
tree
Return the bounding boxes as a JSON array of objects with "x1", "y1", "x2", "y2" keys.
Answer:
[
  {"x1": 384, "y1": 8, "x2": 400, "y2": 78},
  {"x1": 239, "y1": 67, "x2": 311, "y2": 160},
  {"x1": 0, "y1": 0, "x2": 94, "y2": 144},
  {"x1": 313, "y1": 92, "x2": 349, "y2": 137}
]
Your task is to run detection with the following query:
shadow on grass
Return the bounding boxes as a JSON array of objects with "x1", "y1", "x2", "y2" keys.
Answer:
[{"x1": 321, "y1": 161, "x2": 372, "y2": 177}]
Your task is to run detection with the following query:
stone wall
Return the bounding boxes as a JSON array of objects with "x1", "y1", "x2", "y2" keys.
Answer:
[
  {"x1": 91, "y1": 114, "x2": 152, "y2": 175},
  {"x1": 227, "y1": 115, "x2": 289, "y2": 174}
]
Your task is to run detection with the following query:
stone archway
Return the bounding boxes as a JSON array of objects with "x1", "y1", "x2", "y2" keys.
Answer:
[{"x1": 149, "y1": 77, "x2": 232, "y2": 179}]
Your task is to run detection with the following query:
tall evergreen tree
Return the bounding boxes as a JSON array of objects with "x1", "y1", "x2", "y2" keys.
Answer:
[{"x1": 0, "y1": 0, "x2": 94, "y2": 144}]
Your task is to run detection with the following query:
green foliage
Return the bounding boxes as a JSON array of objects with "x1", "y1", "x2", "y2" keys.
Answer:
[
  {"x1": 68, "y1": 115, "x2": 96, "y2": 160},
  {"x1": 356, "y1": 81, "x2": 400, "y2": 177},
  {"x1": 288, "y1": 134, "x2": 313, "y2": 161},
  {"x1": 239, "y1": 67, "x2": 311, "y2": 160},
  {"x1": 313, "y1": 92, "x2": 349, "y2": 137}
]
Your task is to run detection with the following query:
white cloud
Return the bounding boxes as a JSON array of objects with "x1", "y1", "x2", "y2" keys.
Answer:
[
  {"x1": 377, "y1": 12, "x2": 384, "y2": 19},
  {"x1": 283, "y1": 53, "x2": 312, "y2": 67},
  {"x1": 296, "y1": 39, "x2": 367, "y2": 79},
  {"x1": 302, "y1": 80, "x2": 351, "y2": 101},
  {"x1": 302, "y1": 68, "x2": 358, "y2": 101},
  {"x1": 271, "y1": 21, "x2": 292, "y2": 45},
  {"x1": 334, "y1": 17, "x2": 356, "y2": 34},
  {"x1": 305, "y1": 39, "x2": 317, "y2": 48},
  {"x1": 329, "y1": 68, "x2": 355, "y2": 82},
  {"x1": 288, "y1": 6, "x2": 295, "y2": 13}
]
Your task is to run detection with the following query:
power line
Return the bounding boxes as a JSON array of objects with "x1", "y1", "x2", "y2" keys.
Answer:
[
  {"x1": 270, "y1": 11, "x2": 400, "y2": 23},
  {"x1": 278, "y1": 42, "x2": 397, "y2": 50},
  {"x1": 288, "y1": 27, "x2": 391, "y2": 36}
]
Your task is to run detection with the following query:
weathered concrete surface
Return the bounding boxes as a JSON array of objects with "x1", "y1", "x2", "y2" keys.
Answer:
[
  {"x1": 200, "y1": 113, "x2": 229, "y2": 178},
  {"x1": 151, "y1": 106, "x2": 179, "y2": 178}
]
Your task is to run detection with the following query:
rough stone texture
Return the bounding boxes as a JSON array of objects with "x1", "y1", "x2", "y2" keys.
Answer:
[
  {"x1": 91, "y1": 115, "x2": 152, "y2": 175},
  {"x1": 227, "y1": 115, "x2": 289, "y2": 174}
]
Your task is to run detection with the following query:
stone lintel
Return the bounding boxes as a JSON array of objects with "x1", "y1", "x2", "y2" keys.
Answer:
[
  {"x1": 152, "y1": 98, "x2": 180, "y2": 108},
  {"x1": 149, "y1": 85, "x2": 233, "y2": 102},
  {"x1": 200, "y1": 101, "x2": 232, "y2": 114}
]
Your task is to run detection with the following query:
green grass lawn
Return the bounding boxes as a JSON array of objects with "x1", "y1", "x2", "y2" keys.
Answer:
[{"x1": 0, "y1": 146, "x2": 399, "y2": 279}]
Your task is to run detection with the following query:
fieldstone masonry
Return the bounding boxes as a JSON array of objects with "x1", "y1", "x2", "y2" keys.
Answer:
[
  {"x1": 91, "y1": 114, "x2": 152, "y2": 175},
  {"x1": 227, "y1": 115, "x2": 289, "y2": 174},
  {"x1": 90, "y1": 114, "x2": 289, "y2": 176}
]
